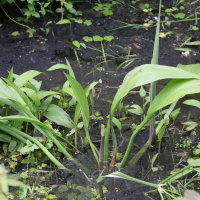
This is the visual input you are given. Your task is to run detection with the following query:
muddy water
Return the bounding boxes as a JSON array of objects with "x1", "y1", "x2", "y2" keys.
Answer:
[{"x1": 1, "y1": 0, "x2": 200, "y2": 199}]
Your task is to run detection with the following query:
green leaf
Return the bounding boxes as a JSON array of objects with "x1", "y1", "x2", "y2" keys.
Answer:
[
  {"x1": 61, "y1": 87, "x2": 75, "y2": 97},
  {"x1": 0, "y1": 133, "x2": 11, "y2": 143},
  {"x1": 27, "y1": 0, "x2": 34, "y2": 3},
  {"x1": 55, "y1": 8, "x2": 65, "y2": 13},
  {"x1": 184, "y1": 41, "x2": 200, "y2": 45},
  {"x1": 40, "y1": 96, "x2": 53, "y2": 112},
  {"x1": 177, "y1": 63, "x2": 200, "y2": 74},
  {"x1": 46, "y1": 21, "x2": 52, "y2": 26},
  {"x1": 188, "y1": 158, "x2": 200, "y2": 167},
  {"x1": 44, "y1": 3, "x2": 50, "y2": 8},
  {"x1": 65, "y1": 58, "x2": 75, "y2": 78},
  {"x1": 47, "y1": 64, "x2": 69, "y2": 71},
  {"x1": 21, "y1": 88, "x2": 40, "y2": 106},
  {"x1": 20, "y1": 172, "x2": 29, "y2": 179},
  {"x1": 112, "y1": 117, "x2": 122, "y2": 131},
  {"x1": 148, "y1": 79, "x2": 200, "y2": 115},
  {"x1": 83, "y1": 36, "x2": 93, "y2": 42},
  {"x1": 74, "y1": 18, "x2": 83, "y2": 24},
  {"x1": 183, "y1": 99, "x2": 200, "y2": 109},
  {"x1": 93, "y1": 5, "x2": 103, "y2": 11},
  {"x1": 175, "y1": 48, "x2": 193, "y2": 52},
  {"x1": 139, "y1": 86, "x2": 146, "y2": 98},
  {"x1": 103, "y1": 10, "x2": 113, "y2": 16},
  {"x1": 110, "y1": 64, "x2": 200, "y2": 120},
  {"x1": 80, "y1": 43, "x2": 86, "y2": 48},
  {"x1": 151, "y1": 153, "x2": 158, "y2": 166},
  {"x1": 128, "y1": 104, "x2": 143, "y2": 115},
  {"x1": 69, "y1": 8, "x2": 77, "y2": 15},
  {"x1": 4, "y1": 79, "x2": 34, "y2": 112},
  {"x1": 43, "y1": 104, "x2": 74, "y2": 129},
  {"x1": 181, "y1": 121, "x2": 198, "y2": 131},
  {"x1": 169, "y1": 168, "x2": 193, "y2": 182},
  {"x1": 84, "y1": 20, "x2": 92, "y2": 26},
  {"x1": 56, "y1": 19, "x2": 71, "y2": 24},
  {"x1": 184, "y1": 190, "x2": 200, "y2": 200},
  {"x1": 73, "y1": 41, "x2": 80, "y2": 48},
  {"x1": 65, "y1": 75, "x2": 90, "y2": 127},
  {"x1": 77, "y1": 11, "x2": 82, "y2": 15},
  {"x1": 14, "y1": 70, "x2": 42, "y2": 87},
  {"x1": 37, "y1": 91, "x2": 59, "y2": 100},
  {"x1": 7, "y1": 0, "x2": 14, "y2": 3},
  {"x1": 174, "y1": 13, "x2": 185, "y2": 18},
  {"x1": 14, "y1": 70, "x2": 42, "y2": 88},
  {"x1": 34, "y1": 11, "x2": 40, "y2": 18},
  {"x1": 8, "y1": 140, "x2": 17, "y2": 151},
  {"x1": 97, "y1": 171, "x2": 158, "y2": 189},
  {"x1": 157, "y1": 124, "x2": 166, "y2": 141},
  {"x1": 89, "y1": 93, "x2": 94, "y2": 107}
]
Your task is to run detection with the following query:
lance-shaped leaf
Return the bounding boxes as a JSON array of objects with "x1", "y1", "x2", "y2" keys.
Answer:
[
  {"x1": 65, "y1": 74, "x2": 90, "y2": 128},
  {"x1": 104, "y1": 64, "x2": 200, "y2": 161},
  {"x1": 37, "y1": 91, "x2": 59, "y2": 100},
  {"x1": 43, "y1": 104, "x2": 74, "y2": 129},
  {"x1": 21, "y1": 88, "x2": 40, "y2": 106},
  {"x1": 148, "y1": 79, "x2": 200, "y2": 114},
  {"x1": 14, "y1": 70, "x2": 42, "y2": 87},
  {"x1": 111, "y1": 65, "x2": 200, "y2": 118},
  {"x1": 183, "y1": 99, "x2": 200, "y2": 109}
]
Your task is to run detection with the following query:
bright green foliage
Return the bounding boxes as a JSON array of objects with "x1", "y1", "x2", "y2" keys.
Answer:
[
  {"x1": 57, "y1": 19, "x2": 71, "y2": 24},
  {"x1": 103, "y1": 10, "x2": 113, "y2": 16},
  {"x1": 83, "y1": 36, "x2": 93, "y2": 42},
  {"x1": 103, "y1": 36, "x2": 114, "y2": 41},
  {"x1": 93, "y1": 35, "x2": 103, "y2": 42},
  {"x1": 174, "y1": 13, "x2": 185, "y2": 18}
]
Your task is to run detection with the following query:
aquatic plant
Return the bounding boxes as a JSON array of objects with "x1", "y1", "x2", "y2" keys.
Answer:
[
  {"x1": 0, "y1": 69, "x2": 75, "y2": 171},
  {"x1": 97, "y1": 0, "x2": 200, "y2": 197},
  {"x1": 47, "y1": 58, "x2": 100, "y2": 162}
]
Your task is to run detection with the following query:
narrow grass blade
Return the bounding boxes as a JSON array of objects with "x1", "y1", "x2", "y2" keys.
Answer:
[{"x1": 149, "y1": 0, "x2": 162, "y2": 145}]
